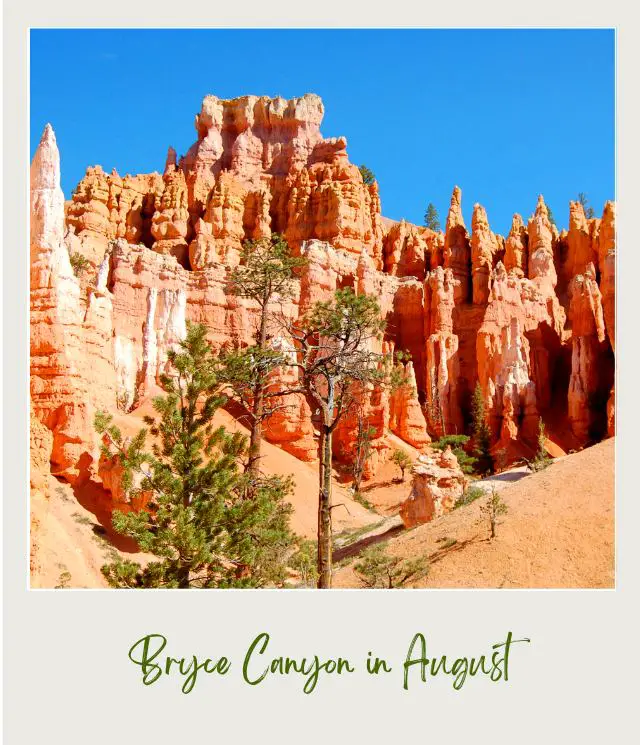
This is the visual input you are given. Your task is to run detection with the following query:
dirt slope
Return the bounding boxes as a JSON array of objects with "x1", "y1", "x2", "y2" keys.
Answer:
[{"x1": 334, "y1": 437, "x2": 615, "y2": 589}]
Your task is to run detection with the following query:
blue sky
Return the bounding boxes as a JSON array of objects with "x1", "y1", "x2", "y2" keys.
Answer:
[{"x1": 30, "y1": 29, "x2": 614, "y2": 235}]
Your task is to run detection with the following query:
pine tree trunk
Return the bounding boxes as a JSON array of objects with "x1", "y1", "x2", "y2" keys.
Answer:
[
  {"x1": 317, "y1": 424, "x2": 333, "y2": 589},
  {"x1": 247, "y1": 386, "x2": 264, "y2": 477},
  {"x1": 177, "y1": 564, "x2": 190, "y2": 588},
  {"x1": 247, "y1": 305, "x2": 268, "y2": 477}
]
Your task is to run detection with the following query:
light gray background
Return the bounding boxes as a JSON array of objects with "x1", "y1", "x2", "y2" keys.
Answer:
[{"x1": 4, "y1": 2, "x2": 639, "y2": 742}]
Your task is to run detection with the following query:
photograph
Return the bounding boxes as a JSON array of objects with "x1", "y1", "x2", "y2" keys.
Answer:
[{"x1": 29, "y1": 28, "x2": 615, "y2": 590}]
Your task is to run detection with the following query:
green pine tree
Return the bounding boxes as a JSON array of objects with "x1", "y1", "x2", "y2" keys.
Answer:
[
  {"x1": 424, "y1": 202, "x2": 441, "y2": 231},
  {"x1": 471, "y1": 382, "x2": 493, "y2": 475},
  {"x1": 358, "y1": 165, "x2": 376, "y2": 186},
  {"x1": 351, "y1": 406, "x2": 376, "y2": 495},
  {"x1": 546, "y1": 205, "x2": 557, "y2": 228},
  {"x1": 577, "y1": 192, "x2": 595, "y2": 219},
  {"x1": 390, "y1": 449, "x2": 412, "y2": 482},
  {"x1": 225, "y1": 235, "x2": 307, "y2": 476},
  {"x1": 95, "y1": 322, "x2": 296, "y2": 588}
]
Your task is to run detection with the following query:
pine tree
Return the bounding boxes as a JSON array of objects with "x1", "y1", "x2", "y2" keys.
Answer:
[
  {"x1": 471, "y1": 382, "x2": 493, "y2": 475},
  {"x1": 424, "y1": 202, "x2": 441, "y2": 232},
  {"x1": 95, "y1": 322, "x2": 296, "y2": 588},
  {"x1": 225, "y1": 235, "x2": 307, "y2": 476},
  {"x1": 358, "y1": 165, "x2": 376, "y2": 186},
  {"x1": 547, "y1": 205, "x2": 557, "y2": 228},
  {"x1": 284, "y1": 287, "x2": 387, "y2": 588},
  {"x1": 577, "y1": 192, "x2": 595, "y2": 219},
  {"x1": 351, "y1": 406, "x2": 376, "y2": 495},
  {"x1": 529, "y1": 418, "x2": 552, "y2": 472},
  {"x1": 391, "y1": 449, "x2": 412, "y2": 481},
  {"x1": 481, "y1": 486, "x2": 508, "y2": 540}
]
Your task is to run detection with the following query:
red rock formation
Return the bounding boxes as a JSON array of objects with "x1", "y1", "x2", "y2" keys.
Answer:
[
  {"x1": 150, "y1": 153, "x2": 190, "y2": 265},
  {"x1": 597, "y1": 202, "x2": 616, "y2": 436},
  {"x1": 424, "y1": 266, "x2": 463, "y2": 436},
  {"x1": 527, "y1": 195, "x2": 558, "y2": 292},
  {"x1": 67, "y1": 165, "x2": 163, "y2": 266},
  {"x1": 262, "y1": 337, "x2": 316, "y2": 461},
  {"x1": 567, "y1": 263, "x2": 606, "y2": 441},
  {"x1": 383, "y1": 220, "x2": 436, "y2": 279},
  {"x1": 471, "y1": 203, "x2": 500, "y2": 304},
  {"x1": 399, "y1": 447, "x2": 467, "y2": 527},
  {"x1": 443, "y1": 186, "x2": 471, "y2": 303},
  {"x1": 597, "y1": 201, "x2": 616, "y2": 349},
  {"x1": 31, "y1": 125, "x2": 117, "y2": 482},
  {"x1": 476, "y1": 260, "x2": 561, "y2": 448},
  {"x1": 389, "y1": 361, "x2": 430, "y2": 449},
  {"x1": 566, "y1": 201, "x2": 598, "y2": 279},
  {"x1": 30, "y1": 94, "x2": 616, "y2": 526},
  {"x1": 504, "y1": 214, "x2": 528, "y2": 277}
]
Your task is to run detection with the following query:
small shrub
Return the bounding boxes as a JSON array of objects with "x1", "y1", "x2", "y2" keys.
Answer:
[
  {"x1": 353, "y1": 492, "x2": 375, "y2": 511},
  {"x1": 55, "y1": 486, "x2": 71, "y2": 502},
  {"x1": 72, "y1": 512, "x2": 94, "y2": 527},
  {"x1": 55, "y1": 570, "x2": 72, "y2": 589},
  {"x1": 437, "y1": 537, "x2": 458, "y2": 549},
  {"x1": 354, "y1": 543, "x2": 429, "y2": 589},
  {"x1": 68, "y1": 251, "x2": 91, "y2": 278},
  {"x1": 390, "y1": 449, "x2": 412, "y2": 481},
  {"x1": 290, "y1": 539, "x2": 318, "y2": 588},
  {"x1": 527, "y1": 419, "x2": 552, "y2": 472},
  {"x1": 116, "y1": 391, "x2": 130, "y2": 412},
  {"x1": 454, "y1": 485, "x2": 485, "y2": 509},
  {"x1": 480, "y1": 486, "x2": 508, "y2": 539},
  {"x1": 351, "y1": 409, "x2": 375, "y2": 495}
]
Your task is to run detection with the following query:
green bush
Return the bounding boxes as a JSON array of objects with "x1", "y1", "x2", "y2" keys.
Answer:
[
  {"x1": 354, "y1": 543, "x2": 429, "y2": 589},
  {"x1": 527, "y1": 419, "x2": 552, "y2": 472},
  {"x1": 390, "y1": 449, "x2": 412, "y2": 481},
  {"x1": 430, "y1": 435, "x2": 477, "y2": 475},
  {"x1": 290, "y1": 539, "x2": 318, "y2": 588},
  {"x1": 353, "y1": 492, "x2": 375, "y2": 511},
  {"x1": 69, "y1": 251, "x2": 91, "y2": 277},
  {"x1": 454, "y1": 485, "x2": 485, "y2": 509},
  {"x1": 481, "y1": 486, "x2": 508, "y2": 539}
]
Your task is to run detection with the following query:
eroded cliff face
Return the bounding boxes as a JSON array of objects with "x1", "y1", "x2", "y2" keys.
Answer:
[{"x1": 30, "y1": 93, "x2": 616, "y2": 511}]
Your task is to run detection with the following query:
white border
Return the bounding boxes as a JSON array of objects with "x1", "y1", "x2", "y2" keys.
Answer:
[{"x1": 5, "y1": 2, "x2": 640, "y2": 742}]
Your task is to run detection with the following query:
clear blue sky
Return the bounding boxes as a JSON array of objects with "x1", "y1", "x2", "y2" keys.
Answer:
[{"x1": 30, "y1": 29, "x2": 614, "y2": 235}]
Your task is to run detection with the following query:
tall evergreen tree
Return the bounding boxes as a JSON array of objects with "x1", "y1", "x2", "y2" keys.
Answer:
[
  {"x1": 95, "y1": 322, "x2": 296, "y2": 588},
  {"x1": 284, "y1": 287, "x2": 387, "y2": 588},
  {"x1": 351, "y1": 405, "x2": 376, "y2": 495},
  {"x1": 546, "y1": 205, "x2": 557, "y2": 227},
  {"x1": 225, "y1": 235, "x2": 307, "y2": 476},
  {"x1": 424, "y1": 202, "x2": 441, "y2": 231},
  {"x1": 470, "y1": 382, "x2": 493, "y2": 475},
  {"x1": 358, "y1": 165, "x2": 376, "y2": 186},
  {"x1": 577, "y1": 192, "x2": 595, "y2": 219}
]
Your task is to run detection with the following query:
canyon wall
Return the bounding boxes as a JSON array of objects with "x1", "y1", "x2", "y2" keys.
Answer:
[{"x1": 30, "y1": 93, "x2": 616, "y2": 505}]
